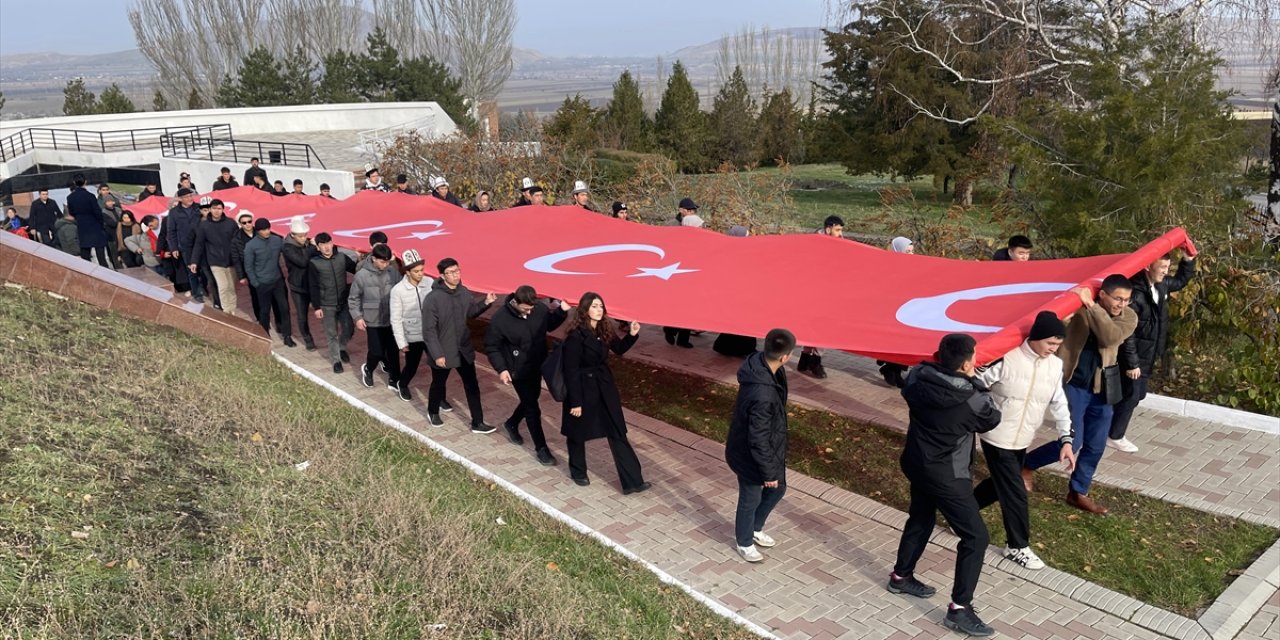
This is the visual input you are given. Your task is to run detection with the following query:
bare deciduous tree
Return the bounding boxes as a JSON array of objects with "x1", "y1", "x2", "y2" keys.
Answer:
[
  {"x1": 372, "y1": 0, "x2": 515, "y2": 106},
  {"x1": 871, "y1": 0, "x2": 1278, "y2": 124},
  {"x1": 266, "y1": 0, "x2": 364, "y2": 60},
  {"x1": 715, "y1": 25, "x2": 824, "y2": 104}
]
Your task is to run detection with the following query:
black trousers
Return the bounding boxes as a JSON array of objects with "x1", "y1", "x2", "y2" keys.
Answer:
[
  {"x1": 290, "y1": 290, "x2": 313, "y2": 342},
  {"x1": 1110, "y1": 375, "x2": 1148, "y2": 440},
  {"x1": 253, "y1": 279, "x2": 292, "y2": 337},
  {"x1": 663, "y1": 326, "x2": 692, "y2": 345},
  {"x1": 365, "y1": 325, "x2": 400, "y2": 385},
  {"x1": 399, "y1": 341, "x2": 427, "y2": 389},
  {"x1": 506, "y1": 375, "x2": 549, "y2": 450},
  {"x1": 428, "y1": 359, "x2": 483, "y2": 423},
  {"x1": 121, "y1": 249, "x2": 143, "y2": 268},
  {"x1": 567, "y1": 430, "x2": 645, "y2": 491},
  {"x1": 735, "y1": 475, "x2": 787, "y2": 547},
  {"x1": 974, "y1": 440, "x2": 1030, "y2": 549},
  {"x1": 79, "y1": 245, "x2": 110, "y2": 268},
  {"x1": 247, "y1": 282, "x2": 284, "y2": 326},
  {"x1": 894, "y1": 474, "x2": 989, "y2": 607}
]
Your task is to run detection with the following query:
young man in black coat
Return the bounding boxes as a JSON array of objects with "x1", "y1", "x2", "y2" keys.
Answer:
[
  {"x1": 889, "y1": 333, "x2": 1002, "y2": 637},
  {"x1": 724, "y1": 328, "x2": 795, "y2": 563},
  {"x1": 27, "y1": 189, "x2": 62, "y2": 246},
  {"x1": 1109, "y1": 251, "x2": 1196, "y2": 452},
  {"x1": 485, "y1": 285, "x2": 571, "y2": 465},
  {"x1": 423, "y1": 257, "x2": 497, "y2": 432}
]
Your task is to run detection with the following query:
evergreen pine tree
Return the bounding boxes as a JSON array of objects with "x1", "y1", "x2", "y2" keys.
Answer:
[
  {"x1": 152, "y1": 88, "x2": 170, "y2": 112},
  {"x1": 97, "y1": 83, "x2": 138, "y2": 114},
  {"x1": 545, "y1": 94, "x2": 601, "y2": 153},
  {"x1": 654, "y1": 61, "x2": 710, "y2": 172},
  {"x1": 187, "y1": 88, "x2": 206, "y2": 110},
  {"x1": 280, "y1": 46, "x2": 318, "y2": 105},
  {"x1": 709, "y1": 66, "x2": 758, "y2": 168},
  {"x1": 62, "y1": 78, "x2": 97, "y2": 116},
  {"x1": 317, "y1": 50, "x2": 362, "y2": 103},
  {"x1": 757, "y1": 88, "x2": 802, "y2": 165},
  {"x1": 602, "y1": 70, "x2": 652, "y2": 151}
]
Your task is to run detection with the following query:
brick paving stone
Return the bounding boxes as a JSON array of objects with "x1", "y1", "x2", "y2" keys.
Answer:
[{"x1": 250, "y1": 297, "x2": 1271, "y2": 640}]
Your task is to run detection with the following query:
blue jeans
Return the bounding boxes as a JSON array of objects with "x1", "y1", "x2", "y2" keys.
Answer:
[
  {"x1": 1025, "y1": 383, "x2": 1112, "y2": 495},
  {"x1": 735, "y1": 476, "x2": 786, "y2": 547}
]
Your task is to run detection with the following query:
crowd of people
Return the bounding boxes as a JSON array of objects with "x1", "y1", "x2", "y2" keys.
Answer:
[{"x1": 5, "y1": 167, "x2": 1198, "y2": 638}]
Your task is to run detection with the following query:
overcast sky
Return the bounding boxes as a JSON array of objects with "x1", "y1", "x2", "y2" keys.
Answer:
[{"x1": 0, "y1": 0, "x2": 830, "y2": 57}]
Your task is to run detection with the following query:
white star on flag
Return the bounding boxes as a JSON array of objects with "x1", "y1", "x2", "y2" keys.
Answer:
[{"x1": 629, "y1": 262, "x2": 698, "y2": 280}]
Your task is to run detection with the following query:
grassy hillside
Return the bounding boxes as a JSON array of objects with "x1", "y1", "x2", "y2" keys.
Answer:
[{"x1": 0, "y1": 286, "x2": 755, "y2": 639}]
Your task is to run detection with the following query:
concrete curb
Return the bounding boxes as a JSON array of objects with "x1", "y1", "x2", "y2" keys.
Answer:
[
  {"x1": 271, "y1": 352, "x2": 780, "y2": 640},
  {"x1": 1140, "y1": 393, "x2": 1280, "y2": 435}
]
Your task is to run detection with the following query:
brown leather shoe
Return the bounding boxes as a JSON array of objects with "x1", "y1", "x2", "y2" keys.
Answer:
[
  {"x1": 1021, "y1": 467, "x2": 1035, "y2": 493},
  {"x1": 1067, "y1": 490, "x2": 1108, "y2": 515}
]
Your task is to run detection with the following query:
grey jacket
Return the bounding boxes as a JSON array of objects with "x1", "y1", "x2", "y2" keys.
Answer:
[
  {"x1": 347, "y1": 258, "x2": 401, "y2": 326},
  {"x1": 243, "y1": 232, "x2": 285, "y2": 288},
  {"x1": 423, "y1": 278, "x2": 492, "y2": 368}
]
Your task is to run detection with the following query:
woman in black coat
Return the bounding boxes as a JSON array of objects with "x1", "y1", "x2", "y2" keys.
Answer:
[{"x1": 560, "y1": 291, "x2": 649, "y2": 493}]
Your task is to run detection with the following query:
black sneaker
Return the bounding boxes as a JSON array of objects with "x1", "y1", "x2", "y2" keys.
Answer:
[
  {"x1": 387, "y1": 380, "x2": 398, "y2": 391},
  {"x1": 428, "y1": 413, "x2": 444, "y2": 427},
  {"x1": 361, "y1": 363, "x2": 374, "y2": 387},
  {"x1": 194, "y1": 295, "x2": 205, "y2": 304},
  {"x1": 282, "y1": 335, "x2": 297, "y2": 348},
  {"x1": 439, "y1": 399, "x2": 454, "y2": 413},
  {"x1": 943, "y1": 606, "x2": 994, "y2": 637},
  {"x1": 502, "y1": 422, "x2": 524, "y2": 445},
  {"x1": 623, "y1": 481, "x2": 652, "y2": 495},
  {"x1": 304, "y1": 339, "x2": 317, "y2": 352},
  {"x1": 396, "y1": 384, "x2": 411, "y2": 402},
  {"x1": 572, "y1": 476, "x2": 590, "y2": 486},
  {"x1": 340, "y1": 350, "x2": 350, "y2": 363},
  {"x1": 887, "y1": 574, "x2": 937, "y2": 598},
  {"x1": 535, "y1": 447, "x2": 556, "y2": 466},
  {"x1": 471, "y1": 422, "x2": 497, "y2": 434},
  {"x1": 332, "y1": 362, "x2": 343, "y2": 374}
]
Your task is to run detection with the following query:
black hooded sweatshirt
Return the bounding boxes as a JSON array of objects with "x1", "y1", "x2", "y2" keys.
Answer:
[
  {"x1": 899, "y1": 361, "x2": 1002, "y2": 482},
  {"x1": 484, "y1": 295, "x2": 568, "y2": 381}
]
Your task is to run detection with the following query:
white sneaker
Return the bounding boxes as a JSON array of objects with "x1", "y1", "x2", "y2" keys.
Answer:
[
  {"x1": 1006, "y1": 546, "x2": 1046, "y2": 570},
  {"x1": 752, "y1": 531, "x2": 777, "y2": 548},
  {"x1": 1108, "y1": 437, "x2": 1139, "y2": 453},
  {"x1": 736, "y1": 544, "x2": 764, "y2": 563}
]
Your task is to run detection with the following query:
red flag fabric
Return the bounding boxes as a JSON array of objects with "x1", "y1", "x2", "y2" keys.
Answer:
[{"x1": 128, "y1": 186, "x2": 1192, "y2": 365}]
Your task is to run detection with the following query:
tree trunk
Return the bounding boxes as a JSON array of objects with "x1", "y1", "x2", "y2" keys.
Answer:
[
  {"x1": 952, "y1": 177, "x2": 974, "y2": 207},
  {"x1": 942, "y1": 174, "x2": 951, "y2": 194}
]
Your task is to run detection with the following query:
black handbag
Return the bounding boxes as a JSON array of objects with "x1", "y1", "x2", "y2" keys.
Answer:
[
  {"x1": 541, "y1": 339, "x2": 568, "y2": 402},
  {"x1": 1102, "y1": 364, "x2": 1124, "y2": 405}
]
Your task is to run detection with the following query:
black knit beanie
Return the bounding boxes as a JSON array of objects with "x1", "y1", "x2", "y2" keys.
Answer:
[{"x1": 1028, "y1": 310, "x2": 1066, "y2": 341}]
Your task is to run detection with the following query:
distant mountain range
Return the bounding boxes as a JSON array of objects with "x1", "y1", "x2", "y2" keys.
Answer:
[{"x1": 0, "y1": 24, "x2": 1269, "y2": 119}]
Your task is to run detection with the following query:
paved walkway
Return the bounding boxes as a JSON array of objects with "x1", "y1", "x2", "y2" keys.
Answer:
[
  {"x1": 245, "y1": 303, "x2": 1278, "y2": 640},
  {"x1": 621, "y1": 329, "x2": 1280, "y2": 529}
]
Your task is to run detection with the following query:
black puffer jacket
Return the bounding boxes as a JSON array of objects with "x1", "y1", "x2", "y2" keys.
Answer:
[
  {"x1": 1120, "y1": 259, "x2": 1195, "y2": 374},
  {"x1": 484, "y1": 295, "x2": 568, "y2": 381},
  {"x1": 724, "y1": 352, "x2": 789, "y2": 484},
  {"x1": 307, "y1": 251, "x2": 356, "y2": 309},
  {"x1": 899, "y1": 361, "x2": 1001, "y2": 482}
]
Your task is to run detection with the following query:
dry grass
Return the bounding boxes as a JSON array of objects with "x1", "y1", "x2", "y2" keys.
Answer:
[{"x1": 0, "y1": 286, "x2": 756, "y2": 639}]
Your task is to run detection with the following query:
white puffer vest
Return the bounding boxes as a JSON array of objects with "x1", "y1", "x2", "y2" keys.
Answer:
[{"x1": 980, "y1": 342, "x2": 1065, "y2": 451}]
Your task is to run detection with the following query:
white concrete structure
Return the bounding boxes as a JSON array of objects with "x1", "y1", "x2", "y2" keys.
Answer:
[
  {"x1": 0, "y1": 103, "x2": 459, "y2": 195},
  {"x1": 162, "y1": 158, "x2": 358, "y2": 199},
  {"x1": 0, "y1": 102, "x2": 458, "y2": 139}
]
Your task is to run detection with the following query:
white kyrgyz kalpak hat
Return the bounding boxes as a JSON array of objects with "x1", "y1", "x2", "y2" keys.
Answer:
[
  {"x1": 430, "y1": 175, "x2": 449, "y2": 190},
  {"x1": 289, "y1": 215, "x2": 310, "y2": 235},
  {"x1": 572, "y1": 180, "x2": 589, "y2": 194},
  {"x1": 402, "y1": 249, "x2": 424, "y2": 270},
  {"x1": 520, "y1": 177, "x2": 535, "y2": 191}
]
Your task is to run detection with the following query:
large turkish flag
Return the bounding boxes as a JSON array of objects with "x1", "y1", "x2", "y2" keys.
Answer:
[{"x1": 130, "y1": 187, "x2": 1193, "y2": 365}]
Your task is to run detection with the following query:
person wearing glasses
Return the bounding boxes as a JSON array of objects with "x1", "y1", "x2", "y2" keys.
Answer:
[{"x1": 1022, "y1": 275, "x2": 1137, "y2": 515}]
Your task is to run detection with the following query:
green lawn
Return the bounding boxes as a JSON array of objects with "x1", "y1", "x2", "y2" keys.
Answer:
[
  {"x1": 0, "y1": 287, "x2": 757, "y2": 639},
  {"x1": 610, "y1": 356, "x2": 1277, "y2": 618}
]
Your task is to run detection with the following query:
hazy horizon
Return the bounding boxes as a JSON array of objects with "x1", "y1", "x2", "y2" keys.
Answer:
[{"x1": 0, "y1": 0, "x2": 830, "y2": 59}]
